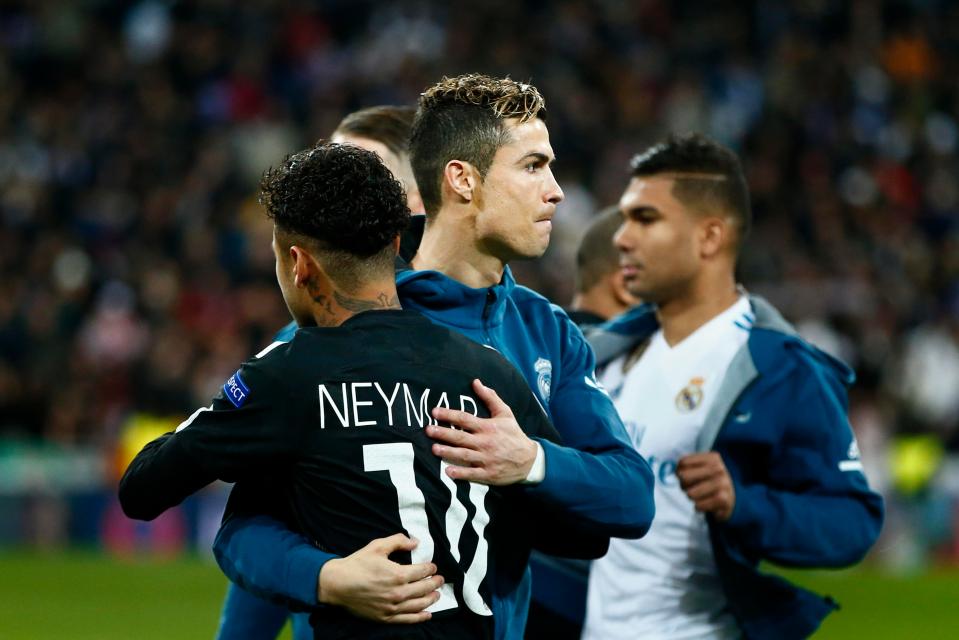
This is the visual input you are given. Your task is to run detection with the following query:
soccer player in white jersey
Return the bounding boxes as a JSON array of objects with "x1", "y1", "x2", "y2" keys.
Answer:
[{"x1": 582, "y1": 134, "x2": 883, "y2": 640}]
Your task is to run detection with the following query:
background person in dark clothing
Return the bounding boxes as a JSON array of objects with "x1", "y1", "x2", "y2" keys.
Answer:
[
  {"x1": 567, "y1": 206, "x2": 641, "y2": 329},
  {"x1": 331, "y1": 105, "x2": 424, "y2": 215}
]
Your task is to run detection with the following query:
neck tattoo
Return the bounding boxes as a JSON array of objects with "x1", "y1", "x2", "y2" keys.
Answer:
[{"x1": 333, "y1": 290, "x2": 401, "y2": 313}]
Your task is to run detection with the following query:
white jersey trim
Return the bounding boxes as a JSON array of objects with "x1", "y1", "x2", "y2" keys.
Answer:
[
  {"x1": 175, "y1": 405, "x2": 213, "y2": 433},
  {"x1": 256, "y1": 340, "x2": 288, "y2": 359}
]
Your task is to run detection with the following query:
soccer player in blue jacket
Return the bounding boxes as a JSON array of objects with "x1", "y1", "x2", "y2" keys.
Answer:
[
  {"x1": 582, "y1": 134, "x2": 884, "y2": 640},
  {"x1": 213, "y1": 75, "x2": 655, "y2": 640}
]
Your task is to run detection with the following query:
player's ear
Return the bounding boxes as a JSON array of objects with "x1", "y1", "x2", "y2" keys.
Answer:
[
  {"x1": 391, "y1": 234, "x2": 401, "y2": 256},
  {"x1": 698, "y1": 217, "x2": 726, "y2": 259},
  {"x1": 289, "y1": 245, "x2": 316, "y2": 288},
  {"x1": 610, "y1": 269, "x2": 640, "y2": 308},
  {"x1": 443, "y1": 160, "x2": 479, "y2": 204}
]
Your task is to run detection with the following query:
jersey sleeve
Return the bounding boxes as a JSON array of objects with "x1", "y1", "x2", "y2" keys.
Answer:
[
  {"x1": 719, "y1": 349, "x2": 884, "y2": 567},
  {"x1": 118, "y1": 359, "x2": 300, "y2": 521},
  {"x1": 522, "y1": 313, "x2": 655, "y2": 539}
]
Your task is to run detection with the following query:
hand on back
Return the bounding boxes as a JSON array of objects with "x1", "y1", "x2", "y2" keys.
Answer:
[{"x1": 319, "y1": 533, "x2": 444, "y2": 624}]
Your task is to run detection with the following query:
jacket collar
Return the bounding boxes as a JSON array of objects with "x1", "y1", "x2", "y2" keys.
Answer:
[
  {"x1": 587, "y1": 294, "x2": 854, "y2": 450},
  {"x1": 395, "y1": 218, "x2": 516, "y2": 331},
  {"x1": 591, "y1": 294, "x2": 801, "y2": 367}
]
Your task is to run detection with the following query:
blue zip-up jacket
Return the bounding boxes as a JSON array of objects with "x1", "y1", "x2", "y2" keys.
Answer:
[
  {"x1": 213, "y1": 228, "x2": 655, "y2": 639},
  {"x1": 587, "y1": 296, "x2": 884, "y2": 640}
]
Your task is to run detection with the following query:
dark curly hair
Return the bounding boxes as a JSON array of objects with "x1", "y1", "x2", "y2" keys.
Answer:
[
  {"x1": 410, "y1": 74, "x2": 546, "y2": 217},
  {"x1": 630, "y1": 133, "x2": 751, "y2": 247},
  {"x1": 260, "y1": 142, "x2": 411, "y2": 291},
  {"x1": 261, "y1": 142, "x2": 410, "y2": 254}
]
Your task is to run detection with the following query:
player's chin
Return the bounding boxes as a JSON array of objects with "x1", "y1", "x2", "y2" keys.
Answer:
[
  {"x1": 514, "y1": 243, "x2": 549, "y2": 260},
  {"x1": 524, "y1": 232, "x2": 552, "y2": 257},
  {"x1": 623, "y1": 276, "x2": 650, "y2": 300}
]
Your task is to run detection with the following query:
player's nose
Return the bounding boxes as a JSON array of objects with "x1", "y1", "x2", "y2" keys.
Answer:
[
  {"x1": 544, "y1": 170, "x2": 564, "y2": 205},
  {"x1": 614, "y1": 221, "x2": 633, "y2": 251}
]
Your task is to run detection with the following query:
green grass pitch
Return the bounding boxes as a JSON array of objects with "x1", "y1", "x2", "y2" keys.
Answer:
[
  {"x1": 0, "y1": 550, "x2": 291, "y2": 640},
  {"x1": 0, "y1": 549, "x2": 956, "y2": 638}
]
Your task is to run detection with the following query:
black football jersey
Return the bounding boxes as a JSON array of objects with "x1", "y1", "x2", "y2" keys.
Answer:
[{"x1": 119, "y1": 309, "x2": 560, "y2": 639}]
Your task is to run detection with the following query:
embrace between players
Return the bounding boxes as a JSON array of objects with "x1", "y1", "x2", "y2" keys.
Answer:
[{"x1": 120, "y1": 75, "x2": 884, "y2": 640}]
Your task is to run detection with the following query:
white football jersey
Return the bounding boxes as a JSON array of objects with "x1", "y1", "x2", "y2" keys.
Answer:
[{"x1": 583, "y1": 297, "x2": 752, "y2": 640}]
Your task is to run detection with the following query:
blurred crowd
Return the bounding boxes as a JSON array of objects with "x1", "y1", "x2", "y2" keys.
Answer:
[{"x1": 1, "y1": 0, "x2": 958, "y2": 517}]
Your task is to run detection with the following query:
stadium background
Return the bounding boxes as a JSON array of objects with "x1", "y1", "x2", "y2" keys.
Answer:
[{"x1": 1, "y1": 0, "x2": 958, "y2": 637}]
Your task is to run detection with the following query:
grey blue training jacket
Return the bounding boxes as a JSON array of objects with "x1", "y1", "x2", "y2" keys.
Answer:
[{"x1": 588, "y1": 296, "x2": 885, "y2": 640}]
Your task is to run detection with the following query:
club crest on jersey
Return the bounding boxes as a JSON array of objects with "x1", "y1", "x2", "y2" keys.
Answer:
[
  {"x1": 675, "y1": 377, "x2": 704, "y2": 412},
  {"x1": 223, "y1": 370, "x2": 250, "y2": 408},
  {"x1": 534, "y1": 358, "x2": 552, "y2": 403}
]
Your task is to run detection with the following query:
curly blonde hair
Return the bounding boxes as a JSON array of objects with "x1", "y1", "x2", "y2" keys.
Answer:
[
  {"x1": 420, "y1": 74, "x2": 545, "y2": 123},
  {"x1": 411, "y1": 74, "x2": 547, "y2": 215}
]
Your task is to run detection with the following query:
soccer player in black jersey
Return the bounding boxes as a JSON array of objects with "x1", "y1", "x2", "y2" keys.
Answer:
[{"x1": 119, "y1": 142, "x2": 559, "y2": 639}]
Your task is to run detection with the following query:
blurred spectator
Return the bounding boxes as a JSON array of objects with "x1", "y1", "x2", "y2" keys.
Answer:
[{"x1": 0, "y1": 2, "x2": 956, "y2": 558}]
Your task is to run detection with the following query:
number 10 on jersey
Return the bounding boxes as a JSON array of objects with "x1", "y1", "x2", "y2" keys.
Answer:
[{"x1": 363, "y1": 442, "x2": 493, "y2": 616}]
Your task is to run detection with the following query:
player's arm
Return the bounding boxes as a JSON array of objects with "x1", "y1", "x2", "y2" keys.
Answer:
[
  {"x1": 519, "y1": 317, "x2": 655, "y2": 538},
  {"x1": 428, "y1": 316, "x2": 654, "y2": 538},
  {"x1": 118, "y1": 431, "x2": 216, "y2": 521},
  {"x1": 119, "y1": 362, "x2": 297, "y2": 521},
  {"x1": 711, "y1": 357, "x2": 884, "y2": 568},
  {"x1": 214, "y1": 511, "x2": 332, "y2": 610},
  {"x1": 215, "y1": 512, "x2": 442, "y2": 622},
  {"x1": 507, "y1": 376, "x2": 613, "y2": 559},
  {"x1": 212, "y1": 444, "x2": 443, "y2": 621},
  {"x1": 216, "y1": 582, "x2": 295, "y2": 640},
  {"x1": 211, "y1": 481, "x2": 329, "y2": 611}
]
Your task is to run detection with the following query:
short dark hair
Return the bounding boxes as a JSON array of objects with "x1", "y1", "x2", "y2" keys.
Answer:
[
  {"x1": 334, "y1": 106, "x2": 416, "y2": 159},
  {"x1": 410, "y1": 74, "x2": 546, "y2": 216},
  {"x1": 630, "y1": 133, "x2": 751, "y2": 245},
  {"x1": 259, "y1": 142, "x2": 411, "y2": 291},
  {"x1": 575, "y1": 206, "x2": 623, "y2": 294}
]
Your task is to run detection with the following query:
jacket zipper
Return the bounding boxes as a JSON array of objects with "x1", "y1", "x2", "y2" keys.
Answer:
[{"x1": 482, "y1": 289, "x2": 495, "y2": 346}]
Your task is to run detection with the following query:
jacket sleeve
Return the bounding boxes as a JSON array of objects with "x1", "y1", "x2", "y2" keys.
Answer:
[
  {"x1": 720, "y1": 348, "x2": 884, "y2": 568},
  {"x1": 213, "y1": 512, "x2": 334, "y2": 609},
  {"x1": 522, "y1": 311, "x2": 655, "y2": 539},
  {"x1": 502, "y1": 373, "x2": 610, "y2": 558},
  {"x1": 215, "y1": 581, "x2": 292, "y2": 639}
]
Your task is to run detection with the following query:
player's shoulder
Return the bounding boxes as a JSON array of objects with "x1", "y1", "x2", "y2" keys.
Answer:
[
  {"x1": 438, "y1": 324, "x2": 513, "y2": 364},
  {"x1": 750, "y1": 324, "x2": 854, "y2": 388},
  {"x1": 238, "y1": 333, "x2": 317, "y2": 380},
  {"x1": 510, "y1": 283, "x2": 553, "y2": 312},
  {"x1": 511, "y1": 285, "x2": 579, "y2": 331},
  {"x1": 214, "y1": 340, "x2": 293, "y2": 410}
]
